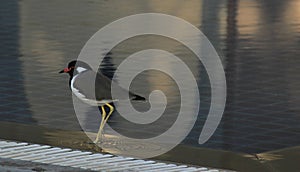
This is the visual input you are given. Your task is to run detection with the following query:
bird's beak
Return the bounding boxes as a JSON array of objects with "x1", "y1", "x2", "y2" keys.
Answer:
[{"x1": 59, "y1": 68, "x2": 69, "y2": 73}]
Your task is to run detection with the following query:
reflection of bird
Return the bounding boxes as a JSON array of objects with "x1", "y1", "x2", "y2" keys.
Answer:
[{"x1": 59, "y1": 60, "x2": 145, "y2": 143}]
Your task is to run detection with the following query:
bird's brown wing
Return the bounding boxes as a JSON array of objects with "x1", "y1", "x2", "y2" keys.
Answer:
[{"x1": 73, "y1": 70, "x2": 145, "y2": 103}]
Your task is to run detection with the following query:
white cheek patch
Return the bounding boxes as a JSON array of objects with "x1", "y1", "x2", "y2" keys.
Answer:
[{"x1": 76, "y1": 67, "x2": 87, "y2": 73}]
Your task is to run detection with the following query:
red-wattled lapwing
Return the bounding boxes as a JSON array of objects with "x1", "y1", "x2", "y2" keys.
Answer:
[{"x1": 59, "y1": 60, "x2": 145, "y2": 143}]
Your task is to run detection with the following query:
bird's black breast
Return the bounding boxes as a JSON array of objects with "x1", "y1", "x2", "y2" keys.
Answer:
[{"x1": 73, "y1": 71, "x2": 113, "y2": 101}]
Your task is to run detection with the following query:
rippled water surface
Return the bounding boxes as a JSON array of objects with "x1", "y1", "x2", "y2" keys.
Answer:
[{"x1": 1, "y1": 0, "x2": 300, "y2": 168}]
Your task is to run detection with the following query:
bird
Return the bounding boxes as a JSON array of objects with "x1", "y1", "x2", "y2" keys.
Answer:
[{"x1": 59, "y1": 60, "x2": 145, "y2": 143}]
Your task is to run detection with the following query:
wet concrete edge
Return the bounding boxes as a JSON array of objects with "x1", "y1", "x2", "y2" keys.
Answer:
[{"x1": 0, "y1": 121, "x2": 297, "y2": 171}]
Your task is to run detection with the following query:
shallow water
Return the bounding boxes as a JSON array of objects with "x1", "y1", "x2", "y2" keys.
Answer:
[{"x1": 1, "y1": 0, "x2": 300, "y2": 170}]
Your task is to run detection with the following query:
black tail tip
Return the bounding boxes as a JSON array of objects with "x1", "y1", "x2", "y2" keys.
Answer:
[{"x1": 132, "y1": 95, "x2": 146, "y2": 101}]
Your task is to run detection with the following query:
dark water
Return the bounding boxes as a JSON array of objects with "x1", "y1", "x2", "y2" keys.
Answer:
[{"x1": 1, "y1": 0, "x2": 300, "y2": 167}]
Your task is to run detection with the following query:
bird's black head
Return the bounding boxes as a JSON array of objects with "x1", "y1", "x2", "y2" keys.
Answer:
[
  {"x1": 59, "y1": 60, "x2": 93, "y2": 88},
  {"x1": 59, "y1": 60, "x2": 92, "y2": 77}
]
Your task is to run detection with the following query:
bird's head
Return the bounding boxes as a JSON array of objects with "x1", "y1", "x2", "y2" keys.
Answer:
[{"x1": 59, "y1": 60, "x2": 92, "y2": 77}]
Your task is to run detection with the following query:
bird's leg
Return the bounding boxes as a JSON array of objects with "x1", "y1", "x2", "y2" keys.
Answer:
[
  {"x1": 103, "y1": 103, "x2": 114, "y2": 126},
  {"x1": 99, "y1": 104, "x2": 114, "y2": 138},
  {"x1": 94, "y1": 105, "x2": 106, "y2": 143}
]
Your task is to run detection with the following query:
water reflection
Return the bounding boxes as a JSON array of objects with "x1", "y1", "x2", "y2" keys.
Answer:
[
  {"x1": 214, "y1": 0, "x2": 300, "y2": 154},
  {"x1": 0, "y1": 0, "x2": 299, "y2": 162},
  {"x1": 0, "y1": 0, "x2": 44, "y2": 141},
  {"x1": 237, "y1": 1, "x2": 261, "y2": 36},
  {"x1": 285, "y1": 0, "x2": 300, "y2": 29}
]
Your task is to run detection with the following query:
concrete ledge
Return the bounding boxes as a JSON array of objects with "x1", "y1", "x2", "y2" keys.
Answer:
[
  {"x1": 0, "y1": 157, "x2": 91, "y2": 172},
  {"x1": 0, "y1": 140, "x2": 227, "y2": 171}
]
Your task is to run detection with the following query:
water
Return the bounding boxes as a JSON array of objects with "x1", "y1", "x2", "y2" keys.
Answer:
[{"x1": 1, "y1": 0, "x2": 300, "y2": 170}]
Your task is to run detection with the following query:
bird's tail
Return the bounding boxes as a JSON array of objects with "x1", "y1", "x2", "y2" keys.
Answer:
[{"x1": 131, "y1": 94, "x2": 146, "y2": 101}]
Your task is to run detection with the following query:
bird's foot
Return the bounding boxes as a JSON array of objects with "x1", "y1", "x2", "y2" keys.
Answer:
[
  {"x1": 94, "y1": 133, "x2": 105, "y2": 144},
  {"x1": 94, "y1": 138, "x2": 101, "y2": 144},
  {"x1": 93, "y1": 139, "x2": 98, "y2": 144}
]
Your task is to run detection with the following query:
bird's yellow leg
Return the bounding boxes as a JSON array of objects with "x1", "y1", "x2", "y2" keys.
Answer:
[
  {"x1": 94, "y1": 105, "x2": 106, "y2": 143},
  {"x1": 103, "y1": 103, "x2": 114, "y2": 125}
]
